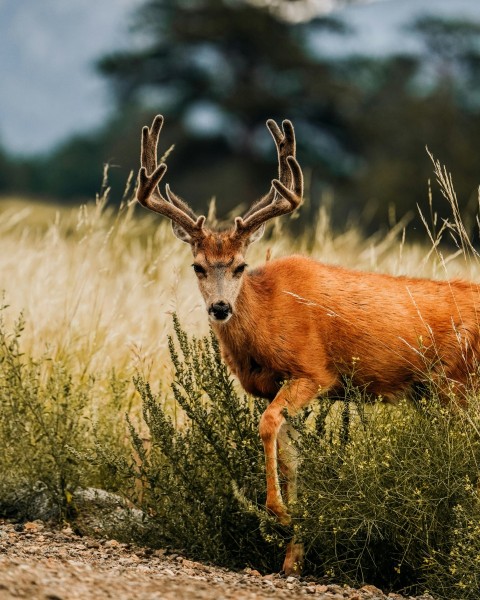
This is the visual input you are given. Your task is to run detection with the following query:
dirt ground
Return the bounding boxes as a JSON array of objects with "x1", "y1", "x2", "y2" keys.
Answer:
[{"x1": 0, "y1": 519, "x2": 435, "y2": 600}]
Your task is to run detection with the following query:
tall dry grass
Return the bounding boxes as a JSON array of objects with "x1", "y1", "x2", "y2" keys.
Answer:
[{"x1": 0, "y1": 164, "x2": 478, "y2": 391}]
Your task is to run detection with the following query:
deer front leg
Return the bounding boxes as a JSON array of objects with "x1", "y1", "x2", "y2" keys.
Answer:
[
  {"x1": 258, "y1": 378, "x2": 321, "y2": 525},
  {"x1": 259, "y1": 377, "x2": 335, "y2": 576}
]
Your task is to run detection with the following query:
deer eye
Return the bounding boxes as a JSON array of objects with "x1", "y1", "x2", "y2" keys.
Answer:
[
  {"x1": 233, "y1": 263, "x2": 247, "y2": 277},
  {"x1": 192, "y1": 264, "x2": 207, "y2": 277}
]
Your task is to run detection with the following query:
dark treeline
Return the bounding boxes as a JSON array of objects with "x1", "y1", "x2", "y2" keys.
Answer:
[{"x1": 2, "y1": 0, "x2": 480, "y2": 235}]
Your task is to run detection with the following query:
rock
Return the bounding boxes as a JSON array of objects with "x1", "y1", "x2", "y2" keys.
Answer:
[
  {"x1": 0, "y1": 481, "x2": 61, "y2": 522},
  {"x1": 24, "y1": 521, "x2": 43, "y2": 532},
  {"x1": 70, "y1": 487, "x2": 147, "y2": 540},
  {"x1": 361, "y1": 584, "x2": 385, "y2": 596}
]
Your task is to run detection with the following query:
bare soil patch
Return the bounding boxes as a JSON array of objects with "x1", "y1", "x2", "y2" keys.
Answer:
[{"x1": 0, "y1": 519, "x2": 434, "y2": 600}]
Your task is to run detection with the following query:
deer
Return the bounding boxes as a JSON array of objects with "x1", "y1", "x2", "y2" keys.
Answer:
[{"x1": 136, "y1": 114, "x2": 480, "y2": 576}]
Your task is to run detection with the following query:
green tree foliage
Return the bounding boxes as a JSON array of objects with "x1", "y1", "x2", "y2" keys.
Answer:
[
  {"x1": 0, "y1": 144, "x2": 11, "y2": 192},
  {"x1": 98, "y1": 0, "x2": 344, "y2": 125},
  {"x1": 95, "y1": 5, "x2": 480, "y2": 232},
  {"x1": 332, "y1": 52, "x2": 480, "y2": 230},
  {"x1": 412, "y1": 16, "x2": 480, "y2": 97},
  {"x1": 96, "y1": 0, "x2": 349, "y2": 213}
]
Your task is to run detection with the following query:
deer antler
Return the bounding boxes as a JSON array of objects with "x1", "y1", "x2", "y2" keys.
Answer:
[
  {"x1": 137, "y1": 115, "x2": 206, "y2": 240},
  {"x1": 234, "y1": 119, "x2": 303, "y2": 239}
]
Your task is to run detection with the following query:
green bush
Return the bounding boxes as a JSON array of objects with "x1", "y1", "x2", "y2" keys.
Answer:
[
  {"x1": 104, "y1": 315, "x2": 284, "y2": 570},
  {"x1": 0, "y1": 305, "x2": 131, "y2": 521},
  {"x1": 294, "y1": 391, "x2": 480, "y2": 598},
  {"x1": 0, "y1": 307, "x2": 92, "y2": 518},
  {"x1": 110, "y1": 319, "x2": 480, "y2": 598},
  {"x1": 2, "y1": 304, "x2": 480, "y2": 598}
]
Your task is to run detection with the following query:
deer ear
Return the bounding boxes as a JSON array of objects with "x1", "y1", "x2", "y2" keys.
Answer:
[
  {"x1": 247, "y1": 223, "x2": 265, "y2": 244},
  {"x1": 171, "y1": 221, "x2": 192, "y2": 243}
]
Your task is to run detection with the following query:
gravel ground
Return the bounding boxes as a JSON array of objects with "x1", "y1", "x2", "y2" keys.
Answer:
[{"x1": 0, "y1": 519, "x2": 435, "y2": 600}]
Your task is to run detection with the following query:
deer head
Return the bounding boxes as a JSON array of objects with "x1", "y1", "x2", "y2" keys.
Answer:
[{"x1": 136, "y1": 115, "x2": 303, "y2": 323}]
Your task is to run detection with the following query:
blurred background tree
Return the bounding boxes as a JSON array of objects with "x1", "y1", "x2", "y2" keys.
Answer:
[
  {"x1": 2, "y1": 0, "x2": 480, "y2": 236},
  {"x1": 95, "y1": 0, "x2": 351, "y2": 219}
]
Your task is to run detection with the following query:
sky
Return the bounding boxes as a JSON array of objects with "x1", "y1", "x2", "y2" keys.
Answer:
[
  {"x1": 0, "y1": 0, "x2": 141, "y2": 155},
  {"x1": 1, "y1": 0, "x2": 480, "y2": 156}
]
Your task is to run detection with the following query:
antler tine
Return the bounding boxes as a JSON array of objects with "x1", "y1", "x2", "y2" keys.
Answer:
[
  {"x1": 268, "y1": 118, "x2": 297, "y2": 191},
  {"x1": 234, "y1": 119, "x2": 303, "y2": 238},
  {"x1": 137, "y1": 115, "x2": 206, "y2": 239}
]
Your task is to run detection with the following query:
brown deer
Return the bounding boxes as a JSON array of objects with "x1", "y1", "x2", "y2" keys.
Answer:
[{"x1": 136, "y1": 114, "x2": 480, "y2": 576}]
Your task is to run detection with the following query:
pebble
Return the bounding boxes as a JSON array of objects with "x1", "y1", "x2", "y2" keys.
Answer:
[{"x1": 362, "y1": 584, "x2": 386, "y2": 595}]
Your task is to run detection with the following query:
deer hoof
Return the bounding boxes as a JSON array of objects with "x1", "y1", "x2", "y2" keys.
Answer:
[{"x1": 283, "y1": 540, "x2": 304, "y2": 577}]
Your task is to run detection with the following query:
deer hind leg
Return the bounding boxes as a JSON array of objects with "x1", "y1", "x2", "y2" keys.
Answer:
[
  {"x1": 277, "y1": 421, "x2": 304, "y2": 576},
  {"x1": 277, "y1": 421, "x2": 299, "y2": 508}
]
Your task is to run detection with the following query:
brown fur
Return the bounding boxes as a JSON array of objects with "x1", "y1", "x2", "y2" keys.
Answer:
[{"x1": 215, "y1": 255, "x2": 480, "y2": 402}]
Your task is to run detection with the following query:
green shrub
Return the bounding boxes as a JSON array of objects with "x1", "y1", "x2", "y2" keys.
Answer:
[
  {"x1": 0, "y1": 307, "x2": 91, "y2": 518},
  {"x1": 0, "y1": 305, "x2": 131, "y2": 521},
  {"x1": 295, "y1": 391, "x2": 480, "y2": 598},
  {"x1": 105, "y1": 315, "x2": 284, "y2": 570},
  {"x1": 2, "y1": 302, "x2": 480, "y2": 598},
  {"x1": 432, "y1": 503, "x2": 480, "y2": 595},
  {"x1": 109, "y1": 318, "x2": 480, "y2": 598}
]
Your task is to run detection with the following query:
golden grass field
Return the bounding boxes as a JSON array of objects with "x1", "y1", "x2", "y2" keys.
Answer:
[{"x1": 0, "y1": 159, "x2": 478, "y2": 391}]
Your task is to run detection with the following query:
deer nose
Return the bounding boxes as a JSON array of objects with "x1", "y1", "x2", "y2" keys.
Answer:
[{"x1": 209, "y1": 301, "x2": 232, "y2": 321}]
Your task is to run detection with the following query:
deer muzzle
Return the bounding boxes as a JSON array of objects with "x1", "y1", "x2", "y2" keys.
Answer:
[{"x1": 208, "y1": 301, "x2": 232, "y2": 322}]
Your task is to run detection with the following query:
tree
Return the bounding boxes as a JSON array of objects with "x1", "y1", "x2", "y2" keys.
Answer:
[
  {"x1": 411, "y1": 15, "x2": 480, "y2": 100},
  {"x1": 97, "y1": 0, "x2": 353, "y2": 213},
  {"x1": 333, "y1": 17, "x2": 480, "y2": 231}
]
